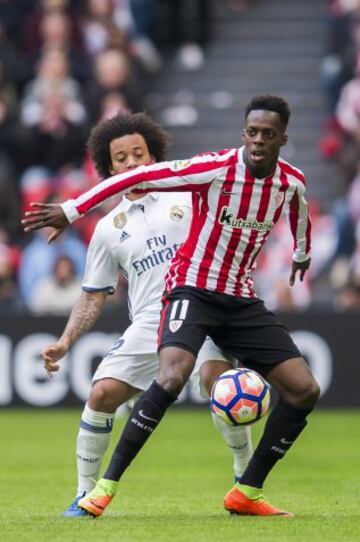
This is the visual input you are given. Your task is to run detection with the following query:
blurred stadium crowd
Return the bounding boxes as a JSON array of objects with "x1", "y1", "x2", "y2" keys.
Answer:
[
  {"x1": 0, "y1": 0, "x2": 359, "y2": 315},
  {"x1": 318, "y1": 0, "x2": 360, "y2": 309}
]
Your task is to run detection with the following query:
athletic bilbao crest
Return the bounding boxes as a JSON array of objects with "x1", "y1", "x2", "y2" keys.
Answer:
[
  {"x1": 274, "y1": 193, "x2": 285, "y2": 208},
  {"x1": 169, "y1": 320, "x2": 183, "y2": 333},
  {"x1": 168, "y1": 299, "x2": 189, "y2": 332}
]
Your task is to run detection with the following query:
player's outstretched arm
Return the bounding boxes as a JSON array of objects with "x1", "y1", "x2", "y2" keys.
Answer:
[
  {"x1": 42, "y1": 291, "x2": 108, "y2": 374},
  {"x1": 289, "y1": 257, "x2": 311, "y2": 286},
  {"x1": 21, "y1": 203, "x2": 69, "y2": 242},
  {"x1": 22, "y1": 154, "x2": 230, "y2": 241}
]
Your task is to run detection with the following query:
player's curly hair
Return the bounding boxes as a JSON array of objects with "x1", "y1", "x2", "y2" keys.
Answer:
[
  {"x1": 87, "y1": 111, "x2": 171, "y2": 178},
  {"x1": 245, "y1": 95, "x2": 291, "y2": 128}
]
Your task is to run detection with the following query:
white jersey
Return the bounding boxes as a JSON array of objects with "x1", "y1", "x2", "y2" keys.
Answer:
[
  {"x1": 84, "y1": 191, "x2": 235, "y2": 394},
  {"x1": 64, "y1": 147, "x2": 311, "y2": 299},
  {"x1": 82, "y1": 192, "x2": 192, "y2": 321}
]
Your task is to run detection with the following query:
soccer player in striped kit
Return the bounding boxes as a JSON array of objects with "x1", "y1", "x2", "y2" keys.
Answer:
[{"x1": 23, "y1": 95, "x2": 319, "y2": 517}]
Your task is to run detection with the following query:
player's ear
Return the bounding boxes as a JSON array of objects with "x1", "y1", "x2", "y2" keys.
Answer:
[
  {"x1": 280, "y1": 134, "x2": 288, "y2": 146},
  {"x1": 149, "y1": 155, "x2": 156, "y2": 165},
  {"x1": 242, "y1": 129, "x2": 246, "y2": 142}
]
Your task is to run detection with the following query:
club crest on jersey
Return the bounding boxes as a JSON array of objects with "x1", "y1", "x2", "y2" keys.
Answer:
[
  {"x1": 170, "y1": 205, "x2": 185, "y2": 221},
  {"x1": 169, "y1": 319, "x2": 183, "y2": 332},
  {"x1": 274, "y1": 193, "x2": 285, "y2": 208},
  {"x1": 171, "y1": 159, "x2": 191, "y2": 171},
  {"x1": 113, "y1": 212, "x2": 127, "y2": 229}
]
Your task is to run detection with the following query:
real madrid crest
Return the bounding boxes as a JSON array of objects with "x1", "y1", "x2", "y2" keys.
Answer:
[
  {"x1": 170, "y1": 205, "x2": 185, "y2": 221},
  {"x1": 113, "y1": 212, "x2": 127, "y2": 229}
]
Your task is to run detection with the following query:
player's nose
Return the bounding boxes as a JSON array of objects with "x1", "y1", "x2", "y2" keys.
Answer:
[
  {"x1": 253, "y1": 132, "x2": 265, "y2": 144},
  {"x1": 126, "y1": 158, "x2": 138, "y2": 169}
]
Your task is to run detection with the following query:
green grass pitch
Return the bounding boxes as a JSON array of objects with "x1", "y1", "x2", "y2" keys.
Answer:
[{"x1": 1, "y1": 409, "x2": 359, "y2": 542}]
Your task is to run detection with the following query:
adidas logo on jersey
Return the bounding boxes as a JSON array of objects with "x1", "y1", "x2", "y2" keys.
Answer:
[{"x1": 119, "y1": 231, "x2": 131, "y2": 243}]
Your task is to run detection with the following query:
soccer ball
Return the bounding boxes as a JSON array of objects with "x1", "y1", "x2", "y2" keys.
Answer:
[{"x1": 210, "y1": 368, "x2": 270, "y2": 426}]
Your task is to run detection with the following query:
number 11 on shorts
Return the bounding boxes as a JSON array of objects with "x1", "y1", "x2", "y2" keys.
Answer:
[{"x1": 169, "y1": 299, "x2": 189, "y2": 332}]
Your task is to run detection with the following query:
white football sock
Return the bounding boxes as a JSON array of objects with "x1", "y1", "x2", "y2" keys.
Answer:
[
  {"x1": 211, "y1": 412, "x2": 253, "y2": 479},
  {"x1": 76, "y1": 403, "x2": 115, "y2": 495}
]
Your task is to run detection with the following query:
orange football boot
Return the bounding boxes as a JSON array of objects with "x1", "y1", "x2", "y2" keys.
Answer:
[
  {"x1": 224, "y1": 484, "x2": 294, "y2": 517},
  {"x1": 78, "y1": 478, "x2": 118, "y2": 517}
]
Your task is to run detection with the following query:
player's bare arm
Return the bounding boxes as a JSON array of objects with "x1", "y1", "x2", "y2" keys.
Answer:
[
  {"x1": 21, "y1": 203, "x2": 69, "y2": 242},
  {"x1": 42, "y1": 291, "x2": 107, "y2": 373},
  {"x1": 289, "y1": 257, "x2": 311, "y2": 287}
]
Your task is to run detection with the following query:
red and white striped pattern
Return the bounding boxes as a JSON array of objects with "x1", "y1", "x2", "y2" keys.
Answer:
[{"x1": 63, "y1": 147, "x2": 311, "y2": 298}]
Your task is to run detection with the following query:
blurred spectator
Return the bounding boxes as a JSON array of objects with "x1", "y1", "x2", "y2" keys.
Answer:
[
  {"x1": 30, "y1": 254, "x2": 82, "y2": 315},
  {"x1": 20, "y1": 47, "x2": 87, "y2": 128},
  {"x1": 21, "y1": 89, "x2": 87, "y2": 173},
  {"x1": 319, "y1": 1, "x2": 360, "y2": 168},
  {"x1": 83, "y1": 48, "x2": 143, "y2": 121},
  {"x1": 0, "y1": 170, "x2": 22, "y2": 243},
  {"x1": 0, "y1": 0, "x2": 34, "y2": 50},
  {"x1": 18, "y1": 47, "x2": 88, "y2": 203},
  {"x1": 129, "y1": 0, "x2": 162, "y2": 72},
  {"x1": 254, "y1": 201, "x2": 336, "y2": 311},
  {"x1": 18, "y1": 229, "x2": 86, "y2": 308},
  {"x1": 329, "y1": 197, "x2": 356, "y2": 280},
  {"x1": 22, "y1": 1, "x2": 87, "y2": 81},
  {"x1": 335, "y1": 218, "x2": 360, "y2": 307},
  {"x1": 0, "y1": 20, "x2": 28, "y2": 95},
  {"x1": 80, "y1": 0, "x2": 130, "y2": 57},
  {"x1": 335, "y1": 61, "x2": 360, "y2": 187},
  {"x1": 336, "y1": 278, "x2": 360, "y2": 309},
  {"x1": 0, "y1": 229, "x2": 22, "y2": 311},
  {"x1": 320, "y1": 0, "x2": 359, "y2": 114},
  {"x1": 155, "y1": 0, "x2": 212, "y2": 70},
  {"x1": 0, "y1": 92, "x2": 31, "y2": 179}
]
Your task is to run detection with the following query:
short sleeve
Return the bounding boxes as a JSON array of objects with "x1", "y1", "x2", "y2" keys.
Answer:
[{"x1": 82, "y1": 224, "x2": 118, "y2": 293}]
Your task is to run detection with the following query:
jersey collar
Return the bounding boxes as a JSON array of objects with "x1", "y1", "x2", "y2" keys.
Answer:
[{"x1": 121, "y1": 192, "x2": 159, "y2": 212}]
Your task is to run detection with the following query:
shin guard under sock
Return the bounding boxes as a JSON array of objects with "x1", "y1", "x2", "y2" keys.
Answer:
[
  {"x1": 239, "y1": 398, "x2": 312, "y2": 488},
  {"x1": 104, "y1": 381, "x2": 176, "y2": 481}
]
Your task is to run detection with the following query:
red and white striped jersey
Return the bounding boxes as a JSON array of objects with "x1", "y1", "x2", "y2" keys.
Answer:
[{"x1": 62, "y1": 147, "x2": 311, "y2": 298}]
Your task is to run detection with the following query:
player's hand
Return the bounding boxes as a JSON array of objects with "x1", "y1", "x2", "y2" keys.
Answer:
[
  {"x1": 21, "y1": 203, "x2": 70, "y2": 242},
  {"x1": 41, "y1": 342, "x2": 69, "y2": 376},
  {"x1": 289, "y1": 257, "x2": 311, "y2": 286}
]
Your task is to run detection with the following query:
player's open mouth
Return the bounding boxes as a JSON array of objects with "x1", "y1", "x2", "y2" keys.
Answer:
[{"x1": 250, "y1": 151, "x2": 266, "y2": 162}]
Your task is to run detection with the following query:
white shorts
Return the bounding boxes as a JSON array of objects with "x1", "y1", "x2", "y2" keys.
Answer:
[{"x1": 93, "y1": 319, "x2": 236, "y2": 396}]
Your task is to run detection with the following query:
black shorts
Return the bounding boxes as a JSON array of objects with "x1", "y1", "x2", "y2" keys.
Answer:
[{"x1": 158, "y1": 286, "x2": 301, "y2": 376}]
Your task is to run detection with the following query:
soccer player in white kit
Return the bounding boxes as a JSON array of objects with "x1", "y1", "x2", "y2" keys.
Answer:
[{"x1": 40, "y1": 112, "x2": 253, "y2": 517}]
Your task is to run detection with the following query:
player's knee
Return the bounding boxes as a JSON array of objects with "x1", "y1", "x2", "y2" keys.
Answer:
[
  {"x1": 158, "y1": 347, "x2": 195, "y2": 395},
  {"x1": 288, "y1": 379, "x2": 320, "y2": 410},
  {"x1": 199, "y1": 361, "x2": 232, "y2": 397},
  {"x1": 199, "y1": 372, "x2": 216, "y2": 397},
  {"x1": 306, "y1": 379, "x2": 321, "y2": 406},
  {"x1": 157, "y1": 370, "x2": 188, "y2": 395},
  {"x1": 88, "y1": 381, "x2": 120, "y2": 413}
]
